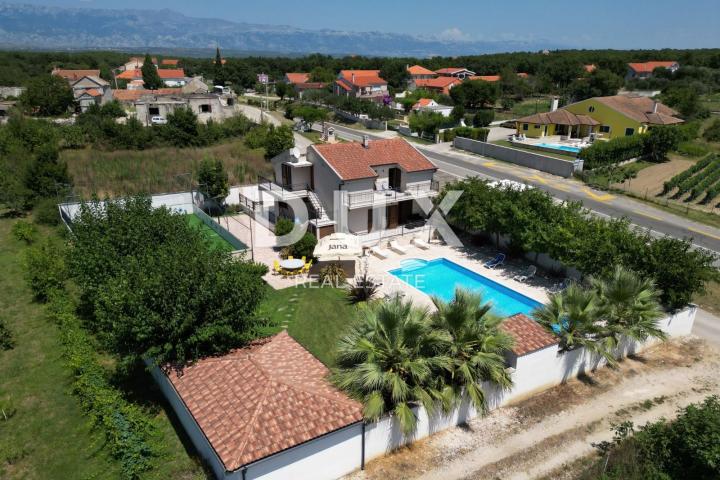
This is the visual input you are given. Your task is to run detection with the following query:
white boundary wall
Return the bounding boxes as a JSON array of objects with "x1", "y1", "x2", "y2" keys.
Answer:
[{"x1": 153, "y1": 305, "x2": 697, "y2": 480}]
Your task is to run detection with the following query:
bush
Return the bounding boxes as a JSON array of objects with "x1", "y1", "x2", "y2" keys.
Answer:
[
  {"x1": 0, "y1": 316, "x2": 14, "y2": 350},
  {"x1": 444, "y1": 126, "x2": 489, "y2": 142},
  {"x1": 11, "y1": 220, "x2": 37, "y2": 244},
  {"x1": 289, "y1": 232, "x2": 318, "y2": 260},
  {"x1": 34, "y1": 197, "x2": 61, "y2": 226},
  {"x1": 274, "y1": 217, "x2": 294, "y2": 236},
  {"x1": 472, "y1": 109, "x2": 495, "y2": 127},
  {"x1": 676, "y1": 141, "x2": 710, "y2": 157},
  {"x1": 23, "y1": 238, "x2": 67, "y2": 302},
  {"x1": 319, "y1": 262, "x2": 345, "y2": 286},
  {"x1": 579, "y1": 135, "x2": 646, "y2": 169},
  {"x1": 703, "y1": 118, "x2": 720, "y2": 143}
]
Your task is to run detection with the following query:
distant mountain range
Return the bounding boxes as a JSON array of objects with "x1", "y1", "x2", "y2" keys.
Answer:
[{"x1": 0, "y1": 3, "x2": 565, "y2": 57}]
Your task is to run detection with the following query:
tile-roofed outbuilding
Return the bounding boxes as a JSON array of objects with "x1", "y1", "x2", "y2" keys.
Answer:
[
  {"x1": 112, "y1": 88, "x2": 182, "y2": 102},
  {"x1": 627, "y1": 61, "x2": 677, "y2": 74},
  {"x1": 166, "y1": 331, "x2": 363, "y2": 472},
  {"x1": 285, "y1": 72, "x2": 311, "y2": 84},
  {"x1": 161, "y1": 59, "x2": 180, "y2": 66},
  {"x1": 312, "y1": 138, "x2": 437, "y2": 181},
  {"x1": 500, "y1": 314, "x2": 559, "y2": 356},
  {"x1": 407, "y1": 65, "x2": 436, "y2": 76},
  {"x1": 52, "y1": 68, "x2": 101, "y2": 81}
]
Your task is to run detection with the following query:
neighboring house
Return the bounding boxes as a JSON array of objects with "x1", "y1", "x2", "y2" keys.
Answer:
[
  {"x1": 121, "y1": 56, "x2": 158, "y2": 72},
  {"x1": 626, "y1": 61, "x2": 679, "y2": 80},
  {"x1": 584, "y1": 64, "x2": 597, "y2": 74},
  {"x1": 133, "y1": 92, "x2": 238, "y2": 125},
  {"x1": 150, "y1": 331, "x2": 364, "y2": 480},
  {"x1": 182, "y1": 77, "x2": 210, "y2": 94},
  {"x1": 516, "y1": 95, "x2": 683, "y2": 140},
  {"x1": 410, "y1": 77, "x2": 462, "y2": 95},
  {"x1": 467, "y1": 72, "x2": 529, "y2": 82},
  {"x1": 435, "y1": 67, "x2": 476, "y2": 79},
  {"x1": 161, "y1": 59, "x2": 180, "y2": 67},
  {"x1": 333, "y1": 70, "x2": 388, "y2": 102},
  {"x1": 260, "y1": 137, "x2": 439, "y2": 241},
  {"x1": 412, "y1": 98, "x2": 453, "y2": 117},
  {"x1": 284, "y1": 72, "x2": 327, "y2": 98},
  {"x1": 407, "y1": 65, "x2": 437, "y2": 82},
  {"x1": 0, "y1": 86, "x2": 26, "y2": 98},
  {"x1": 51, "y1": 68, "x2": 101, "y2": 82},
  {"x1": 116, "y1": 68, "x2": 188, "y2": 87},
  {"x1": 112, "y1": 88, "x2": 183, "y2": 103},
  {"x1": 69, "y1": 75, "x2": 112, "y2": 111}
]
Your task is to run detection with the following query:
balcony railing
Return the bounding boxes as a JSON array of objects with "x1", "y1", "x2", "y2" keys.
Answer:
[
  {"x1": 345, "y1": 180, "x2": 440, "y2": 208},
  {"x1": 258, "y1": 176, "x2": 310, "y2": 199}
]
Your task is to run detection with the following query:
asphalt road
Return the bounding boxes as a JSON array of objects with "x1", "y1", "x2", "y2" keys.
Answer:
[{"x1": 322, "y1": 122, "x2": 720, "y2": 257}]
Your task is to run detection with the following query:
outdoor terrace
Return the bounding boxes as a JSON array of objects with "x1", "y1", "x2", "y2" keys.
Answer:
[{"x1": 345, "y1": 180, "x2": 440, "y2": 209}]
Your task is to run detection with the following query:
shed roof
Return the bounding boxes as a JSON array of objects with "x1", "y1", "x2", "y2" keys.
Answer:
[
  {"x1": 500, "y1": 314, "x2": 559, "y2": 356},
  {"x1": 166, "y1": 331, "x2": 363, "y2": 471}
]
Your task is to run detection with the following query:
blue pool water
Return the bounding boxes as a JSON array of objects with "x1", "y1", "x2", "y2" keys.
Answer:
[
  {"x1": 389, "y1": 258, "x2": 542, "y2": 318},
  {"x1": 535, "y1": 142, "x2": 582, "y2": 154}
]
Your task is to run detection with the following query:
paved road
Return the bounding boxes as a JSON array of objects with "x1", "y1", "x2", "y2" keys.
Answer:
[
  {"x1": 693, "y1": 309, "x2": 720, "y2": 347},
  {"x1": 322, "y1": 122, "x2": 720, "y2": 256}
]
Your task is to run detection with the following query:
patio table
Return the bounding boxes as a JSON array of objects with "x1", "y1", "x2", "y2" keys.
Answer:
[{"x1": 280, "y1": 259, "x2": 305, "y2": 271}]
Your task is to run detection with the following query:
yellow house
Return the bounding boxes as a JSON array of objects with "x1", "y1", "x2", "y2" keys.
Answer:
[{"x1": 516, "y1": 95, "x2": 683, "y2": 140}]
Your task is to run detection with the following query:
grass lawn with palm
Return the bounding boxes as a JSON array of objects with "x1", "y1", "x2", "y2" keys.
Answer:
[{"x1": 256, "y1": 284, "x2": 360, "y2": 366}]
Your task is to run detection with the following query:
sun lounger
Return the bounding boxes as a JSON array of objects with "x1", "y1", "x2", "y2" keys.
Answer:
[
  {"x1": 370, "y1": 246, "x2": 391, "y2": 259},
  {"x1": 389, "y1": 240, "x2": 408, "y2": 254},
  {"x1": 550, "y1": 278, "x2": 571, "y2": 293},
  {"x1": 483, "y1": 253, "x2": 505, "y2": 269},
  {"x1": 412, "y1": 236, "x2": 430, "y2": 250},
  {"x1": 513, "y1": 265, "x2": 537, "y2": 282}
]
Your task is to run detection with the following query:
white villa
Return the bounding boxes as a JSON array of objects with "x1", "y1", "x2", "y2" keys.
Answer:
[{"x1": 244, "y1": 137, "x2": 440, "y2": 243}]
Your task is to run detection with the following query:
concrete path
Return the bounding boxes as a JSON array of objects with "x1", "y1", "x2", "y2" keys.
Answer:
[{"x1": 693, "y1": 308, "x2": 720, "y2": 346}]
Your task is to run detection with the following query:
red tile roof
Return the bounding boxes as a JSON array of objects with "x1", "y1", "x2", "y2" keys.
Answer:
[
  {"x1": 111, "y1": 88, "x2": 182, "y2": 102},
  {"x1": 166, "y1": 331, "x2": 363, "y2": 471},
  {"x1": 84, "y1": 88, "x2": 102, "y2": 97},
  {"x1": 161, "y1": 59, "x2": 179, "y2": 66},
  {"x1": 285, "y1": 72, "x2": 310, "y2": 84},
  {"x1": 338, "y1": 70, "x2": 387, "y2": 88},
  {"x1": 584, "y1": 64, "x2": 597, "y2": 73},
  {"x1": 116, "y1": 68, "x2": 186, "y2": 80},
  {"x1": 435, "y1": 67, "x2": 472, "y2": 75},
  {"x1": 412, "y1": 98, "x2": 434, "y2": 109},
  {"x1": 335, "y1": 79, "x2": 352, "y2": 91},
  {"x1": 593, "y1": 95, "x2": 683, "y2": 125},
  {"x1": 469, "y1": 75, "x2": 501, "y2": 82},
  {"x1": 413, "y1": 77, "x2": 462, "y2": 94},
  {"x1": 407, "y1": 65, "x2": 436, "y2": 76},
  {"x1": 628, "y1": 61, "x2": 677, "y2": 73},
  {"x1": 313, "y1": 137, "x2": 436, "y2": 181},
  {"x1": 52, "y1": 68, "x2": 101, "y2": 81},
  {"x1": 500, "y1": 314, "x2": 559, "y2": 356}
]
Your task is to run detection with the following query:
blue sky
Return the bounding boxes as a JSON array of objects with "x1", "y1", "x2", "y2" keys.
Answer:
[{"x1": 20, "y1": 0, "x2": 720, "y2": 48}]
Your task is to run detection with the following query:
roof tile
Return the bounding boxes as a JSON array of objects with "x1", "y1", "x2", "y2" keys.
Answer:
[{"x1": 501, "y1": 314, "x2": 559, "y2": 356}]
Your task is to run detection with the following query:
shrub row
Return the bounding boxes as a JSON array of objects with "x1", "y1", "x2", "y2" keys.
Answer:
[
  {"x1": 688, "y1": 162, "x2": 720, "y2": 202},
  {"x1": 442, "y1": 127, "x2": 489, "y2": 142},
  {"x1": 21, "y1": 238, "x2": 157, "y2": 479},
  {"x1": 579, "y1": 135, "x2": 646, "y2": 169},
  {"x1": 662, "y1": 154, "x2": 716, "y2": 194},
  {"x1": 672, "y1": 157, "x2": 720, "y2": 198},
  {"x1": 442, "y1": 178, "x2": 718, "y2": 309}
]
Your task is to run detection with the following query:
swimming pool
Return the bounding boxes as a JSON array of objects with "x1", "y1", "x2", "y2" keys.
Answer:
[
  {"x1": 535, "y1": 142, "x2": 582, "y2": 154},
  {"x1": 389, "y1": 258, "x2": 542, "y2": 317}
]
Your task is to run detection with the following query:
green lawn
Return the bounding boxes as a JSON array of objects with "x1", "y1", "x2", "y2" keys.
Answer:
[
  {"x1": 255, "y1": 284, "x2": 361, "y2": 366},
  {"x1": 185, "y1": 214, "x2": 237, "y2": 252},
  {"x1": 494, "y1": 97, "x2": 552, "y2": 121},
  {"x1": 0, "y1": 217, "x2": 207, "y2": 480},
  {"x1": 492, "y1": 139, "x2": 579, "y2": 161}
]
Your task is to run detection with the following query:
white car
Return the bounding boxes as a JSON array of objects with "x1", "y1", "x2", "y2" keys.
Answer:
[{"x1": 151, "y1": 115, "x2": 167, "y2": 125}]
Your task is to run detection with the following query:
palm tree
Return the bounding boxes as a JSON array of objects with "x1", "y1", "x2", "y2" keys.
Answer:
[
  {"x1": 592, "y1": 265, "x2": 666, "y2": 344},
  {"x1": 333, "y1": 295, "x2": 447, "y2": 434},
  {"x1": 430, "y1": 289, "x2": 514, "y2": 413},
  {"x1": 534, "y1": 267, "x2": 665, "y2": 365}
]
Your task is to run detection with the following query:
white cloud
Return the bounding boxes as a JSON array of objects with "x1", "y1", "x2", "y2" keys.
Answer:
[{"x1": 436, "y1": 27, "x2": 472, "y2": 42}]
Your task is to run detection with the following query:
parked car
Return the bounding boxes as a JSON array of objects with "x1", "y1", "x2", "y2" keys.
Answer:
[{"x1": 151, "y1": 115, "x2": 167, "y2": 125}]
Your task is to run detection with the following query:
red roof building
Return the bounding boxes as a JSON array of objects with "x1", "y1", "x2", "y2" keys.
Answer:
[
  {"x1": 51, "y1": 68, "x2": 101, "y2": 81},
  {"x1": 284, "y1": 72, "x2": 311, "y2": 84},
  {"x1": 333, "y1": 70, "x2": 388, "y2": 102},
  {"x1": 312, "y1": 137, "x2": 436, "y2": 181},
  {"x1": 411, "y1": 76, "x2": 462, "y2": 95},
  {"x1": 407, "y1": 65, "x2": 437, "y2": 81},
  {"x1": 500, "y1": 314, "x2": 559, "y2": 357},
  {"x1": 435, "y1": 67, "x2": 476, "y2": 79},
  {"x1": 626, "y1": 61, "x2": 679, "y2": 80},
  {"x1": 164, "y1": 331, "x2": 363, "y2": 472},
  {"x1": 112, "y1": 88, "x2": 182, "y2": 102},
  {"x1": 116, "y1": 68, "x2": 186, "y2": 81},
  {"x1": 161, "y1": 59, "x2": 180, "y2": 66}
]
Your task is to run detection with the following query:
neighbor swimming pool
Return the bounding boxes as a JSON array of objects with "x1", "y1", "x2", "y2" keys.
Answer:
[
  {"x1": 389, "y1": 258, "x2": 542, "y2": 317},
  {"x1": 535, "y1": 142, "x2": 582, "y2": 154}
]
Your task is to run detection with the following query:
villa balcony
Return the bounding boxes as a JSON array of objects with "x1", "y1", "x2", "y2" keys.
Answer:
[
  {"x1": 345, "y1": 180, "x2": 440, "y2": 209},
  {"x1": 257, "y1": 176, "x2": 310, "y2": 201}
]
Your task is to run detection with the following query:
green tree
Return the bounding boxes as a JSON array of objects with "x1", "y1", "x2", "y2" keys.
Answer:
[
  {"x1": 663, "y1": 86, "x2": 706, "y2": 119},
  {"x1": 164, "y1": 107, "x2": 201, "y2": 147},
  {"x1": 333, "y1": 296, "x2": 446, "y2": 434},
  {"x1": 141, "y1": 53, "x2": 162, "y2": 90},
  {"x1": 472, "y1": 109, "x2": 495, "y2": 127},
  {"x1": 450, "y1": 80, "x2": 498, "y2": 109},
  {"x1": 430, "y1": 289, "x2": 514, "y2": 412},
  {"x1": 196, "y1": 156, "x2": 229, "y2": 202},
  {"x1": 379, "y1": 62, "x2": 410, "y2": 90},
  {"x1": 274, "y1": 81, "x2": 292, "y2": 100},
  {"x1": 24, "y1": 143, "x2": 71, "y2": 200},
  {"x1": 642, "y1": 125, "x2": 681, "y2": 162},
  {"x1": 309, "y1": 66, "x2": 335, "y2": 83},
  {"x1": 21, "y1": 74, "x2": 74, "y2": 116},
  {"x1": 702, "y1": 118, "x2": 720, "y2": 142},
  {"x1": 570, "y1": 69, "x2": 623, "y2": 101},
  {"x1": 289, "y1": 232, "x2": 318, "y2": 259},
  {"x1": 213, "y1": 47, "x2": 227, "y2": 86},
  {"x1": 263, "y1": 124, "x2": 294, "y2": 159}
]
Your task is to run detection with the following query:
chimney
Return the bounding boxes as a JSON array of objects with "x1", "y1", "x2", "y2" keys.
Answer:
[
  {"x1": 352, "y1": 73, "x2": 355, "y2": 84},
  {"x1": 362, "y1": 135, "x2": 370, "y2": 148},
  {"x1": 652, "y1": 101, "x2": 659, "y2": 114},
  {"x1": 551, "y1": 97, "x2": 559, "y2": 112}
]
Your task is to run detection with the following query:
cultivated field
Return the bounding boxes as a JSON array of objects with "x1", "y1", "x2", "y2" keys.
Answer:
[{"x1": 63, "y1": 139, "x2": 272, "y2": 198}]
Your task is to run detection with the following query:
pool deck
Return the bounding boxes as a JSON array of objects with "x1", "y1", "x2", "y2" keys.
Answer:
[{"x1": 365, "y1": 239, "x2": 550, "y2": 312}]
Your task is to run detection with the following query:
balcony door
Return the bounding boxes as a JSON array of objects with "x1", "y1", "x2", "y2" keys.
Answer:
[
  {"x1": 386, "y1": 204, "x2": 399, "y2": 229},
  {"x1": 388, "y1": 167, "x2": 401, "y2": 191},
  {"x1": 281, "y1": 164, "x2": 292, "y2": 188}
]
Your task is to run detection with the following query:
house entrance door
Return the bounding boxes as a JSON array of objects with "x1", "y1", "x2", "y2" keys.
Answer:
[{"x1": 386, "y1": 205, "x2": 399, "y2": 229}]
